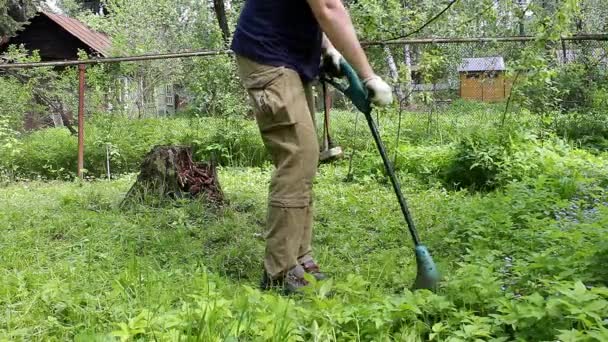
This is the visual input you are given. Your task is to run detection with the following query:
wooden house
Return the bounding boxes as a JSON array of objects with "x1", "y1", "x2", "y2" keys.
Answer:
[
  {"x1": 458, "y1": 57, "x2": 511, "y2": 102},
  {"x1": 0, "y1": 11, "x2": 111, "y2": 60}
]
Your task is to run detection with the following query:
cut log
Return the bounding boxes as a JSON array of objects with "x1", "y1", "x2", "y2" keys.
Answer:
[{"x1": 122, "y1": 146, "x2": 224, "y2": 206}]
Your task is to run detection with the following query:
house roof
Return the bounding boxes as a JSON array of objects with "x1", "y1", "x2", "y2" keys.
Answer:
[
  {"x1": 41, "y1": 11, "x2": 111, "y2": 57},
  {"x1": 458, "y1": 57, "x2": 505, "y2": 72},
  {"x1": 1, "y1": 11, "x2": 111, "y2": 57}
]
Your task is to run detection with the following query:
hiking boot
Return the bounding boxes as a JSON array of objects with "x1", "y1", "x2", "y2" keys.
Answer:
[
  {"x1": 301, "y1": 260, "x2": 328, "y2": 281},
  {"x1": 260, "y1": 265, "x2": 309, "y2": 295}
]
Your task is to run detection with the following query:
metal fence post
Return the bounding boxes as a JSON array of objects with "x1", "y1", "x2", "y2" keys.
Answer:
[{"x1": 78, "y1": 64, "x2": 86, "y2": 179}]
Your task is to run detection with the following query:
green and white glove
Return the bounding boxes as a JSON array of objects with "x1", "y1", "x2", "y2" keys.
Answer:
[{"x1": 363, "y1": 75, "x2": 393, "y2": 106}]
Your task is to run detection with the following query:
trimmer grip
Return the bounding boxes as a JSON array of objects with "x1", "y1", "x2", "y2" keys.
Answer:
[
  {"x1": 338, "y1": 59, "x2": 372, "y2": 115},
  {"x1": 322, "y1": 59, "x2": 372, "y2": 115}
]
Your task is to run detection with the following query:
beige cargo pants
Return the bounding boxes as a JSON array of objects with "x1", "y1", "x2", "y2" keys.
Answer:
[{"x1": 235, "y1": 56, "x2": 319, "y2": 279}]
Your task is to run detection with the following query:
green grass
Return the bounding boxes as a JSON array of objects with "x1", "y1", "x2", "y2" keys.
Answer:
[
  {"x1": 0, "y1": 100, "x2": 527, "y2": 181},
  {"x1": 0, "y1": 166, "x2": 424, "y2": 339},
  {"x1": 1, "y1": 156, "x2": 608, "y2": 340},
  {"x1": 2, "y1": 103, "x2": 608, "y2": 340}
]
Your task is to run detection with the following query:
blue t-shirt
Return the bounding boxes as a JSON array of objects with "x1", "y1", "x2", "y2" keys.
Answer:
[{"x1": 231, "y1": 0, "x2": 323, "y2": 82}]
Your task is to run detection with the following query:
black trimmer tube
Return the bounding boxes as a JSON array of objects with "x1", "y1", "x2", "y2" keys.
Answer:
[
  {"x1": 364, "y1": 105, "x2": 420, "y2": 245},
  {"x1": 322, "y1": 59, "x2": 440, "y2": 291}
]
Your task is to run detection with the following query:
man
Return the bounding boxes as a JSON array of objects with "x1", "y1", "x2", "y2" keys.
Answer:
[{"x1": 231, "y1": 0, "x2": 393, "y2": 294}]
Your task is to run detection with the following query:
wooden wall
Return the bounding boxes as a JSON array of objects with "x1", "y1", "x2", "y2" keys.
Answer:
[{"x1": 459, "y1": 72, "x2": 511, "y2": 102}]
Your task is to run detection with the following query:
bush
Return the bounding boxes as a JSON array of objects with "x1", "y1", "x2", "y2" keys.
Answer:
[
  {"x1": 550, "y1": 65, "x2": 608, "y2": 149},
  {"x1": 552, "y1": 63, "x2": 608, "y2": 113},
  {"x1": 192, "y1": 117, "x2": 269, "y2": 167},
  {"x1": 10, "y1": 128, "x2": 78, "y2": 179},
  {"x1": 0, "y1": 77, "x2": 32, "y2": 130},
  {"x1": 591, "y1": 240, "x2": 608, "y2": 285},
  {"x1": 515, "y1": 60, "x2": 608, "y2": 149},
  {"x1": 4, "y1": 116, "x2": 268, "y2": 179},
  {"x1": 442, "y1": 129, "x2": 526, "y2": 191},
  {"x1": 553, "y1": 110, "x2": 608, "y2": 150},
  {"x1": 395, "y1": 145, "x2": 455, "y2": 181},
  {"x1": 182, "y1": 55, "x2": 249, "y2": 117}
]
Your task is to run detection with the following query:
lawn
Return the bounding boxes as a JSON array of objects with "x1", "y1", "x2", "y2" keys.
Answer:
[{"x1": 1, "y1": 107, "x2": 608, "y2": 340}]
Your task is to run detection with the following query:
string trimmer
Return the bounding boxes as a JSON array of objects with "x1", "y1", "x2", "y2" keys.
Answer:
[{"x1": 321, "y1": 59, "x2": 440, "y2": 291}]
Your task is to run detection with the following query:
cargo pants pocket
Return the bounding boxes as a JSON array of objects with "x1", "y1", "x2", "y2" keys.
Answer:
[{"x1": 242, "y1": 66, "x2": 296, "y2": 133}]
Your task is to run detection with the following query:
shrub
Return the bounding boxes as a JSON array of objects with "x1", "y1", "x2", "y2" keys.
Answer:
[
  {"x1": 9, "y1": 128, "x2": 78, "y2": 179},
  {"x1": 591, "y1": 240, "x2": 608, "y2": 286},
  {"x1": 0, "y1": 77, "x2": 32, "y2": 130},
  {"x1": 553, "y1": 110, "x2": 608, "y2": 150},
  {"x1": 443, "y1": 129, "x2": 522, "y2": 191},
  {"x1": 192, "y1": 117, "x2": 269, "y2": 168},
  {"x1": 4, "y1": 116, "x2": 269, "y2": 179}
]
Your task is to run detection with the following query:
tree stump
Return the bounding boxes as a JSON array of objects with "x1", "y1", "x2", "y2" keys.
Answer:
[{"x1": 122, "y1": 146, "x2": 224, "y2": 206}]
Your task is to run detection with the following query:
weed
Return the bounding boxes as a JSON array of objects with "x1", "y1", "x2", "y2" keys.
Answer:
[{"x1": 2, "y1": 103, "x2": 608, "y2": 340}]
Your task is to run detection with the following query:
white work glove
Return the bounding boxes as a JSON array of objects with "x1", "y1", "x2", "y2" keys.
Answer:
[
  {"x1": 363, "y1": 75, "x2": 393, "y2": 106},
  {"x1": 321, "y1": 47, "x2": 342, "y2": 77}
]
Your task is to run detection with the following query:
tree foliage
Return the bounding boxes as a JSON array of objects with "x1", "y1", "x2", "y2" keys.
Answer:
[
  {"x1": 0, "y1": 0, "x2": 41, "y2": 36},
  {"x1": 1, "y1": 0, "x2": 607, "y2": 121}
]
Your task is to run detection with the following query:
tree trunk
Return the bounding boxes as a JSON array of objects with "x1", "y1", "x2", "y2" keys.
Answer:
[
  {"x1": 122, "y1": 146, "x2": 224, "y2": 207},
  {"x1": 402, "y1": 44, "x2": 413, "y2": 106},
  {"x1": 398, "y1": 0, "x2": 413, "y2": 107},
  {"x1": 213, "y1": 0, "x2": 231, "y2": 45},
  {"x1": 384, "y1": 46, "x2": 405, "y2": 104}
]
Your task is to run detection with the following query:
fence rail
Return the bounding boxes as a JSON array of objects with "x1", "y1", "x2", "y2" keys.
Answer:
[
  {"x1": 1, "y1": 34, "x2": 606, "y2": 69},
  {"x1": 0, "y1": 49, "x2": 232, "y2": 69},
  {"x1": 364, "y1": 34, "x2": 608, "y2": 46}
]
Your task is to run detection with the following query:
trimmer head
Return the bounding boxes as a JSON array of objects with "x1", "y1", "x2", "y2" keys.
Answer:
[
  {"x1": 413, "y1": 245, "x2": 441, "y2": 291},
  {"x1": 320, "y1": 146, "x2": 344, "y2": 163}
]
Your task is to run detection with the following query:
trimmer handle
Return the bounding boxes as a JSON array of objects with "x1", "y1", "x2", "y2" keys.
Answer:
[{"x1": 322, "y1": 58, "x2": 372, "y2": 115}]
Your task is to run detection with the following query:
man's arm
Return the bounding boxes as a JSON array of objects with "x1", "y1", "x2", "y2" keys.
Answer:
[
  {"x1": 310, "y1": 0, "x2": 393, "y2": 106},
  {"x1": 309, "y1": 0, "x2": 374, "y2": 80}
]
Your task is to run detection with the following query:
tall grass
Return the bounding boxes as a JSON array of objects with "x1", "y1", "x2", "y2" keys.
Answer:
[
  {"x1": 2, "y1": 101, "x2": 608, "y2": 339},
  {"x1": 1, "y1": 100, "x2": 533, "y2": 181}
]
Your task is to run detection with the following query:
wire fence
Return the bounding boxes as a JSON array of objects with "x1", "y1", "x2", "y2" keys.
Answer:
[
  {"x1": 1, "y1": 36, "x2": 607, "y2": 177},
  {"x1": 350, "y1": 38, "x2": 608, "y2": 140}
]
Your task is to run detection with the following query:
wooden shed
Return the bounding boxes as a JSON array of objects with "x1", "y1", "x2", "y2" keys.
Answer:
[{"x1": 458, "y1": 57, "x2": 511, "y2": 102}]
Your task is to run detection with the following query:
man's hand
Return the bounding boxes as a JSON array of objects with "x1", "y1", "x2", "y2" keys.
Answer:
[
  {"x1": 308, "y1": 0, "x2": 374, "y2": 80},
  {"x1": 321, "y1": 46, "x2": 342, "y2": 76},
  {"x1": 363, "y1": 75, "x2": 393, "y2": 106},
  {"x1": 309, "y1": 1, "x2": 392, "y2": 106}
]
